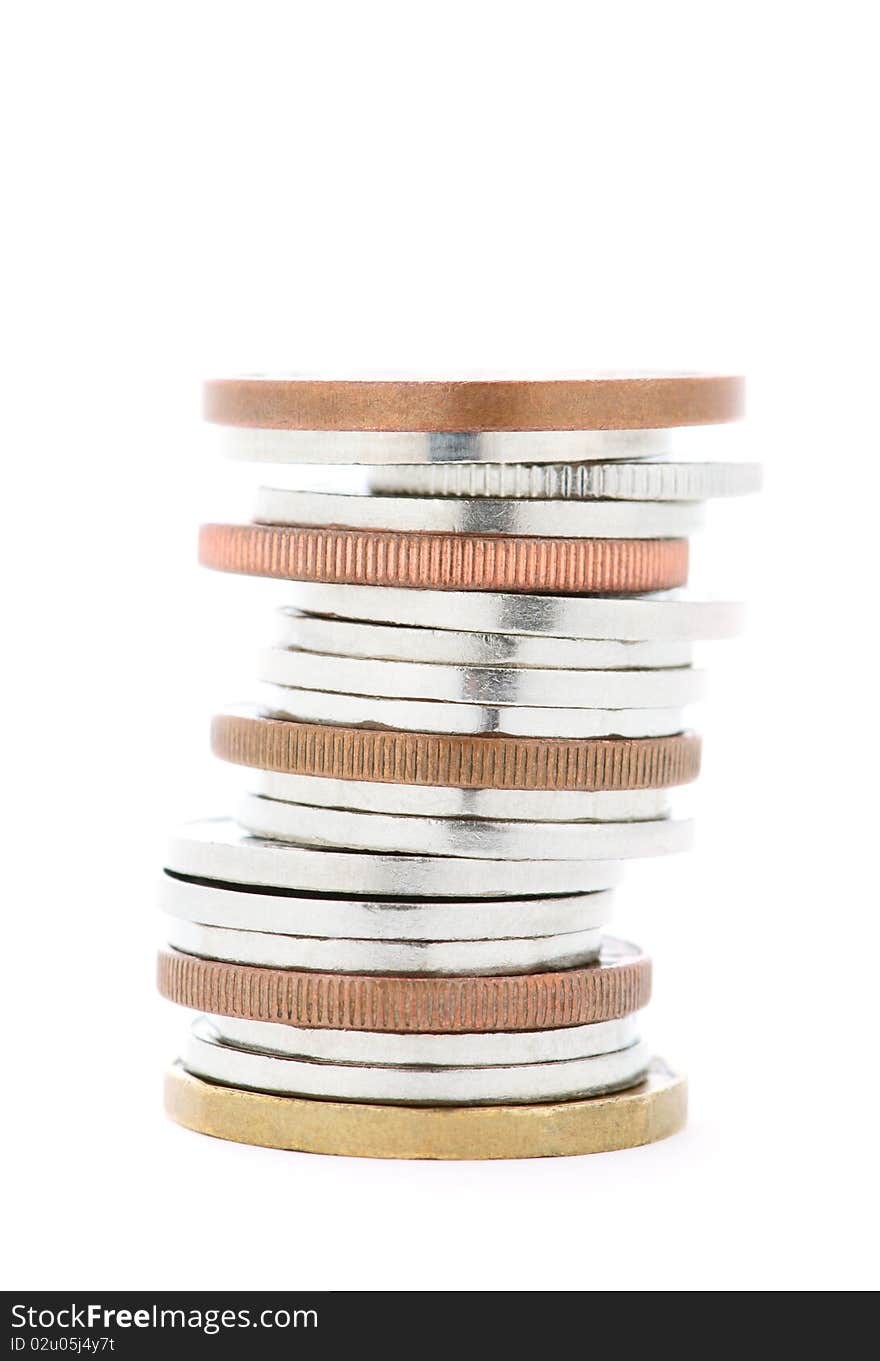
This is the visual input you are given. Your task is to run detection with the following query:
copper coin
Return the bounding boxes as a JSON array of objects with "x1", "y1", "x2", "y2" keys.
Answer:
[
  {"x1": 157, "y1": 939, "x2": 650, "y2": 1033},
  {"x1": 203, "y1": 374, "x2": 744, "y2": 431},
  {"x1": 211, "y1": 713, "x2": 701, "y2": 791},
  {"x1": 198, "y1": 523, "x2": 689, "y2": 593}
]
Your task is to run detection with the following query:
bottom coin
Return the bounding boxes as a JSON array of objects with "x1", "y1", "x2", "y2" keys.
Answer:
[{"x1": 164, "y1": 1058, "x2": 685, "y2": 1160}]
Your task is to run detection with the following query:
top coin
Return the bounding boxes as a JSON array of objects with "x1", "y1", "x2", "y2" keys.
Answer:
[{"x1": 203, "y1": 373, "x2": 745, "y2": 432}]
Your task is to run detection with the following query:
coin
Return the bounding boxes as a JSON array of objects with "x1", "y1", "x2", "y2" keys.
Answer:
[
  {"x1": 165, "y1": 919, "x2": 604, "y2": 975},
  {"x1": 199, "y1": 522, "x2": 691, "y2": 591},
  {"x1": 204, "y1": 1013, "x2": 639, "y2": 1066},
  {"x1": 160, "y1": 874, "x2": 616, "y2": 941},
  {"x1": 257, "y1": 686, "x2": 687, "y2": 738},
  {"x1": 164, "y1": 1058, "x2": 686, "y2": 1158},
  {"x1": 156, "y1": 937, "x2": 650, "y2": 1032},
  {"x1": 203, "y1": 373, "x2": 744, "y2": 430},
  {"x1": 280, "y1": 581, "x2": 744, "y2": 640},
  {"x1": 250, "y1": 769, "x2": 670, "y2": 820},
  {"x1": 237, "y1": 793, "x2": 692, "y2": 861},
  {"x1": 362, "y1": 460, "x2": 762, "y2": 501},
  {"x1": 181, "y1": 1018, "x2": 651, "y2": 1104},
  {"x1": 277, "y1": 610, "x2": 695, "y2": 668},
  {"x1": 259, "y1": 648, "x2": 705, "y2": 708},
  {"x1": 168, "y1": 820, "x2": 623, "y2": 896},
  {"x1": 221, "y1": 426, "x2": 672, "y2": 465},
  {"x1": 252, "y1": 489, "x2": 704, "y2": 538},
  {"x1": 211, "y1": 715, "x2": 701, "y2": 791}
]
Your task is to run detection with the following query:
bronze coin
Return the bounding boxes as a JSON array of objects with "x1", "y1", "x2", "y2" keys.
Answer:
[
  {"x1": 211, "y1": 713, "x2": 701, "y2": 791},
  {"x1": 198, "y1": 523, "x2": 689, "y2": 593},
  {"x1": 157, "y1": 940, "x2": 651, "y2": 1033},
  {"x1": 203, "y1": 374, "x2": 744, "y2": 431}
]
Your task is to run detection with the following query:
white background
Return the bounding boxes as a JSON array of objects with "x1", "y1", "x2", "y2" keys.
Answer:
[{"x1": 3, "y1": 1, "x2": 878, "y2": 1292}]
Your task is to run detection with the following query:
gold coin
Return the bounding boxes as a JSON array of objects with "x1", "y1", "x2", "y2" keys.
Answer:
[{"x1": 164, "y1": 1059, "x2": 686, "y2": 1160}]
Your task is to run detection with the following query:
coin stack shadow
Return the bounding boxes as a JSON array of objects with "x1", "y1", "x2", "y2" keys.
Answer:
[{"x1": 159, "y1": 375, "x2": 758, "y2": 1159}]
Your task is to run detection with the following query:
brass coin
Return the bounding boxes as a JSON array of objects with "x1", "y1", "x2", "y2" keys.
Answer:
[
  {"x1": 211, "y1": 713, "x2": 701, "y2": 791},
  {"x1": 198, "y1": 523, "x2": 689, "y2": 593},
  {"x1": 156, "y1": 940, "x2": 651, "y2": 1033},
  {"x1": 164, "y1": 1058, "x2": 686, "y2": 1159},
  {"x1": 203, "y1": 374, "x2": 743, "y2": 431}
]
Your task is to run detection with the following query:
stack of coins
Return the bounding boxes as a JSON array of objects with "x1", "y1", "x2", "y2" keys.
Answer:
[{"x1": 160, "y1": 375, "x2": 758, "y2": 1160}]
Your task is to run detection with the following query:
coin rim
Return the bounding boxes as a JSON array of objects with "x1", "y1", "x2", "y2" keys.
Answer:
[
  {"x1": 276, "y1": 610, "x2": 695, "y2": 668},
  {"x1": 279, "y1": 581, "x2": 744, "y2": 641},
  {"x1": 362, "y1": 459, "x2": 762, "y2": 501},
  {"x1": 237, "y1": 793, "x2": 690, "y2": 861},
  {"x1": 202, "y1": 1012, "x2": 639, "y2": 1066},
  {"x1": 181, "y1": 1023, "x2": 652, "y2": 1105},
  {"x1": 259, "y1": 647, "x2": 704, "y2": 708},
  {"x1": 203, "y1": 375, "x2": 743, "y2": 431},
  {"x1": 257, "y1": 684, "x2": 687, "y2": 739},
  {"x1": 166, "y1": 917, "x2": 605, "y2": 976},
  {"x1": 251, "y1": 488, "x2": 704, "y2": 538},
  {"x1": 156, "y1": 943, "x2": 651, "y2": 1032},
  {"x1": 160, "y1": 873, "x2": 616, "y2": 942},
  {"x1": 199, "y1": 523, "x2": 690, "y2": 593},
  {"x1": 211, "y1": 714, "x2": 701, "y2": 791},
  {"x1": 164, "y1": 1058, "x2": 686, "y2": 1158},
  {"x1": 250, "y1": 768, "x2": 670, "y2": 820},
  {"x1": 167, "y1": 819, "x2": 622, "y2": 897}
]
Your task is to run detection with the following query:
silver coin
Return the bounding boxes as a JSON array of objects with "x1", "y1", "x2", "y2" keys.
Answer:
[
  {"x1": 254, "y1": 486, "x2": 705, "y2": 537},
  {"x1": 251, "y1": 769, "x2": 670, "y2": 822},
  {"x1": 183, "y1": 1019, "x2": 652, "y2": 1105},
  {"x1": 167, "y1": 820, "x2": 623, "y2": 897},
  {"x1": 238, "y1": 794, "x2": 692, "y2": 861},
  {"x1": 256, "y1": 686, "x2": 688, "y2": 738},
  {"x1": 363, "y1": 460, "x2": 762, "y2": 501},
  {"x1": 204, "y1": 1013, "x2": 640, "y2": 1067},
  {"x1": 159, "y1": 873, "x2": 616, "y2": 941},
  {"x1": 282, "y1": 581, "x2": 743, "y2": 641},
  {"x1": 259, "y1": 648, "x2": 705, "y2": 709},
  {"x1": 223, "y1": 426, "x2": 672, "y2": 466},
  {"x1": 166, "y1": 919, "x2": 603, "y2": 976},
  {"x1": 277, "y1": 610, "x2": 695, "y2": 669}
]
